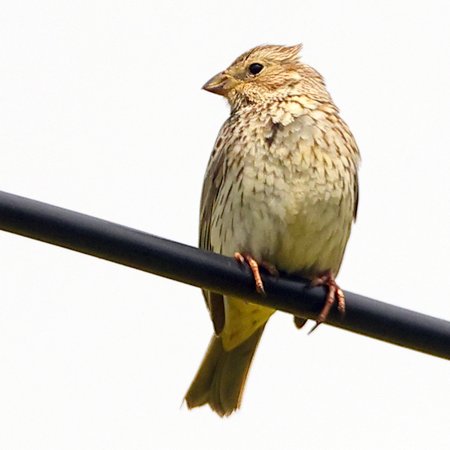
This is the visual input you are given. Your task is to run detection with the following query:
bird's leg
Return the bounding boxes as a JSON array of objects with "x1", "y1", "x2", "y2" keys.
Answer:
[
  {"x1": 234, "y1": 252, "x2": 271, "y2": 294},
  {"x1": 308, "y1": 271, "x2": 345, "y2": 334}
]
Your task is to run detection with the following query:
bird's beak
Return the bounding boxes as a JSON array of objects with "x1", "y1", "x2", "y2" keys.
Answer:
[{"x1": 202, "y1": 72, "x2": 235, "y2": 96}]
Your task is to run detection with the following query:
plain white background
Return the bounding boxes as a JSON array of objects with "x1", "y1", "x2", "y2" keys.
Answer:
[{"x1": 0, "y1": 1, "x2": 449, "y2": 449}]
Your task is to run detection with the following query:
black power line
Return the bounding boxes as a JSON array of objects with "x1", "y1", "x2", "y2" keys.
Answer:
[{"x1": 0, "y1": 189, "x2": 449, "y2": 360}]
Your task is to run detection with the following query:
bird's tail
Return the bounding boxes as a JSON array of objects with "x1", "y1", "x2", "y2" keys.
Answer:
[{"x1": 185, "y1": 325, "x2": 266, "y2": 417}]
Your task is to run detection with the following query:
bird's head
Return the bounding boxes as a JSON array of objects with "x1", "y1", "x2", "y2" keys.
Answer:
[{"x1": 203, "y1": 44, "x2": 318, "y2": 109}]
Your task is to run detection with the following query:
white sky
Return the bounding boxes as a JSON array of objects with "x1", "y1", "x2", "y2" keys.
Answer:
[{"x1": 0, "y1": 1, "x2": 449, "y2": 449}]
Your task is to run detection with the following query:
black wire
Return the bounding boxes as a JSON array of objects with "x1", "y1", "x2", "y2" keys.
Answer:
[{"x1": 0, "y1": 190, "x2": 449, "y2": 360}]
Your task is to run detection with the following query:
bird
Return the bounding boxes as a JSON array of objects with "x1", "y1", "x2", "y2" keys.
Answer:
[{"x1": 185, "y1": 44, "x2": 360, "y2": 416}]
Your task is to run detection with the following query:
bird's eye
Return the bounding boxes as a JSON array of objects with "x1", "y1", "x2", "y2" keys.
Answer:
[{"x1": 248, "y1": 63, "x2": 264, "y2": 75}]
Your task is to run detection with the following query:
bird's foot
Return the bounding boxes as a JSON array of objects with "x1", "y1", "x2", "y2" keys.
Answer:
[
  {"x1": 234, "y1": 252, "x2": 278, "y2": 294},
  {"x1": 308, "y1": 271, "x2": 345, "y2": 334}
]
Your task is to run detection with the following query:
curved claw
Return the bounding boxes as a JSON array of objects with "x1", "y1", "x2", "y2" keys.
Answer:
[
  {"x1": 309, "y1": 271, "x2": 345, "y2": 334},
  {"x1": 234, "y1": 252, "x2": 265, "y2": 294}
]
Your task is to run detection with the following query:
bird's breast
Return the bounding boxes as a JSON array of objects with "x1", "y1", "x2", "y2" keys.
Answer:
[{"x1": 210, "y1": 105, "x2": 358, "y2": 276}]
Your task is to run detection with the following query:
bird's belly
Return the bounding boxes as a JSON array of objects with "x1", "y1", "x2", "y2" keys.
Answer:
[
  {"x1": 275, "y1": 198, "x2": 352, "y2": 276},
  {"x1": 210, "y1": 166, "x2": 353, "y2": 277}
]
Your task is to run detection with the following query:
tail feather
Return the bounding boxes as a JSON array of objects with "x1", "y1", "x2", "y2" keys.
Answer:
[{"x1": 185, "y1": 325, "x2": 266, "y2": 417}]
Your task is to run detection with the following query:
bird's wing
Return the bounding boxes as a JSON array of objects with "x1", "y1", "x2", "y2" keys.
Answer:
[
  {"x1": 198, "y1": 119, "x2": 232, "y2": 335},
  {"x1": 336, "y1": 116, "x2": 360, "y2": 222},
  {"x1": 353, "y1": 170, "x2": 359, "y2": 221}
]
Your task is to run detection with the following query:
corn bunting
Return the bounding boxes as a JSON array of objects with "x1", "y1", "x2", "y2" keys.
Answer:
[{"x1": 186, "y1": 44, "x2": 360, "y2": 416}]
